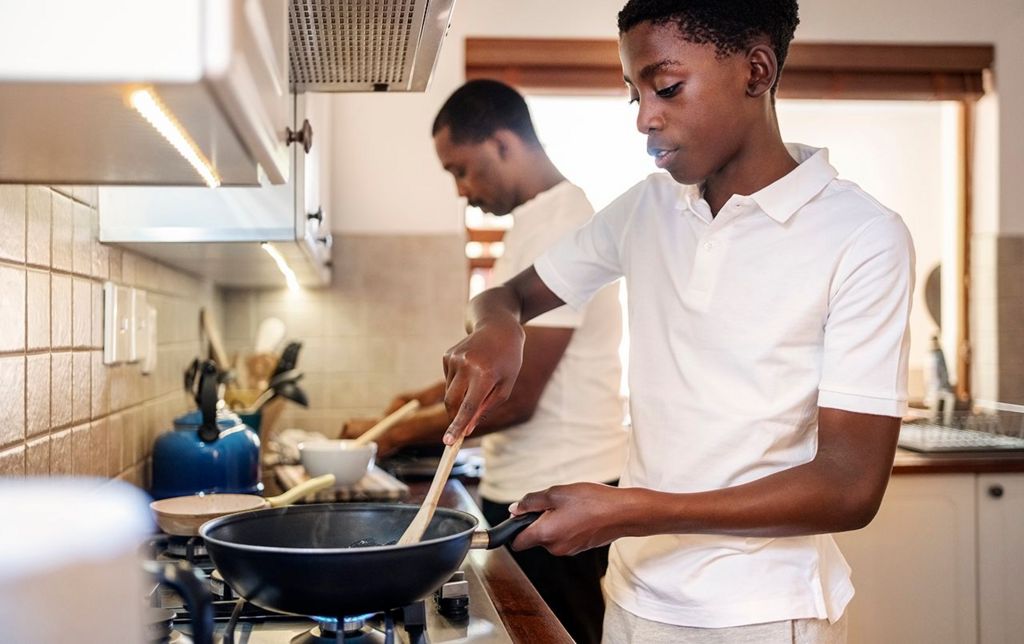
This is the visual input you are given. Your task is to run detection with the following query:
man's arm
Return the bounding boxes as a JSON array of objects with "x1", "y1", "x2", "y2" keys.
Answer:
[
  {"x1": 442, "y1": 266, "x2": 566, "y2": 443},
  {"x1": 510, "y1": 407, "x2": 901, "y2": 555}
]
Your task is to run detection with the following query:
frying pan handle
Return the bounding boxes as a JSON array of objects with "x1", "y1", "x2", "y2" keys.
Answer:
[
  {"x1": 476, "y1": 512, "x2": 542, "y2": 549},
  {"x1": 145, "y1": 560, "x2": 215, "y2": 644}
]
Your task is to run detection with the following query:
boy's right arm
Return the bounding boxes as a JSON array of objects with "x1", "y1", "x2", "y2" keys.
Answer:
[{"x1": 441, "y1": 266, "x2": 565, "y2": 443}]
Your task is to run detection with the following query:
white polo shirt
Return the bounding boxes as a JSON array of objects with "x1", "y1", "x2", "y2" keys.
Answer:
[
  {"x1": 481, "y1": 181, "x2": 627, "y2": 504},
  {"x1": 534, "y1": 145, "x2": 914, "y2": 628}
]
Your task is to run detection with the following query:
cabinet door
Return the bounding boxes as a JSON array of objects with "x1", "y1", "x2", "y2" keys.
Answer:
[
  {"x1": 977, "y1": 473, "x2": 1024, "y2": 644},
  {"x1": 834, "y1": 474, "x2": 977, "y2": 644}
]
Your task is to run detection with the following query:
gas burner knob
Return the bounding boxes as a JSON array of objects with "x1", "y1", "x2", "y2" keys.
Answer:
[{"x1": 435, "y1": 579, "x2": 470, "y2": 620}]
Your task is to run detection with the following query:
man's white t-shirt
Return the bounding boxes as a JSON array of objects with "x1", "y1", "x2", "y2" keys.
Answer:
[
  {"x1": 481, "y1": 181, "x2": 628, "y2": 504},
  {"x1": 534, "y1": 145, "x2": 914, "y2": 628}
]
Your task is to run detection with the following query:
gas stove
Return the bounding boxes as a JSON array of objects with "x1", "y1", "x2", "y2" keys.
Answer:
[{"x1": 147, "y1": 536, "x2": 513, "y2": 644}]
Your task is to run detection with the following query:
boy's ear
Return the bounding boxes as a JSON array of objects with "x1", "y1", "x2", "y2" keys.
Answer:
[
  {"x1": 746, "y1": 44, "x2": 779, "y2": 98},
  {"x1": 492, "y1": 129, "x2": 515, "y2": 161}
]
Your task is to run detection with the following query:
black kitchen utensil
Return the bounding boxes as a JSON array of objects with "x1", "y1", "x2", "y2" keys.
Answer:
[
  {"x1": 271, "y1": 341, "x2": 302, "y2": 379},
  {"x1": 200, "y1": 504, "x2": 538, "y2": 619}
]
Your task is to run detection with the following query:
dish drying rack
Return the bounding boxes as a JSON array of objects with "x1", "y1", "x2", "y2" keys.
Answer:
[{"x1": 899, "y1": 401, "x2": 1024, "y2": 453}]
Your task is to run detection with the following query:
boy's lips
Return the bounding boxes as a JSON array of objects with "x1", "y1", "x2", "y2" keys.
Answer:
[{"x1": 649, "y1": 147, "x2": 678, "y2": 169}]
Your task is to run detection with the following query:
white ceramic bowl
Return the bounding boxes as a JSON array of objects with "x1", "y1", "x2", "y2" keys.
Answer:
[{"x1": 298, "y1": 439, "x2": 377, "y2": 486}]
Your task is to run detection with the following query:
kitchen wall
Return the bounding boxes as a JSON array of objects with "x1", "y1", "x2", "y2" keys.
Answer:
[
  {"x1": 323, "y1": 0, "x2": 1024, "y2": 404},
  {"x1": 0, "y1": 185, "x2": 219, "y2": 485},
  {"x1": 221, "y1": 235, "x2": 467, "y2": 436}
]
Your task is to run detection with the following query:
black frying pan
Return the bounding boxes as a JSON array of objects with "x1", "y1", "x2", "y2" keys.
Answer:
[{"x1": 199, "y1": 503, "x2": 537, "y2": 618}]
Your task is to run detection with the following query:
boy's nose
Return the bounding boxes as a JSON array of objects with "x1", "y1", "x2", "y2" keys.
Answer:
[{"x1": 636, "y1": 102, "x2": 664, "y2": 133}]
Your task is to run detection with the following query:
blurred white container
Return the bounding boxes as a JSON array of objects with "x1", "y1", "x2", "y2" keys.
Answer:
[
  {"x1": 299, "y1": 440, "x2": 377, "y2": 487},
  {"x1": 0, "y1": 478, "x2": 153, "y2": 644}
]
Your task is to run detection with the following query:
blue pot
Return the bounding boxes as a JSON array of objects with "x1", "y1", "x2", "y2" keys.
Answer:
[
  {"x1": 150, "y1": 410, "x2": 262, "y2": 500},
  {"x1": 150, "y1": 360, "x2": 262, "y2": 500}
]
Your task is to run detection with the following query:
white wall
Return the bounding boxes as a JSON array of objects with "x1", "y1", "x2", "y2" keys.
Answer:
[{"x1": 327, "y1": 0, "x2": 1021, "y2": 236}]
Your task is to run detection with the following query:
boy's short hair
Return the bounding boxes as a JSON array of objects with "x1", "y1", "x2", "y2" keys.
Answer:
[
  {"x1": 617, "y1": 0, "x2": 800, "y2": 94},
  {"x1": 432, "y1": 79, "x2": 541, "y2": 146}
]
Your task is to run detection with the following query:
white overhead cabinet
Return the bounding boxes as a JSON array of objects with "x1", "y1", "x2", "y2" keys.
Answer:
[
  {"x1": 0, "y1": 0, "x2": 294, "y2": 186},
  {"x1": 99, "y1": 93, "x2": 332, "y2": 288}
]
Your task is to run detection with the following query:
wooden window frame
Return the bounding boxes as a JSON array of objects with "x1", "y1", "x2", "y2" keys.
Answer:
[{"x1": 465, "y1": 38, "x2": 993, "y2": 400}]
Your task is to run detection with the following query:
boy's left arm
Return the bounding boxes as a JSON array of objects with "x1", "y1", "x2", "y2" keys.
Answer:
[{"x1": 509, "y1": 407, "x2": 899, "y2": 556}]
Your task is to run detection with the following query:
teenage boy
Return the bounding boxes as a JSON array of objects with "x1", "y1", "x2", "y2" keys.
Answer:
[
  {"x1": 342, "y1": 79, "x2": 626, "y2": 643},
  {"x1": 439, "y1": 1, "x2": 914, "y2": 642}
]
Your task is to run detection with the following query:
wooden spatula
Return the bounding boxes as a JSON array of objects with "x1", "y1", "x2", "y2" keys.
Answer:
[
  {"x1": 396, "y1": 433, "x2": 465, "y2": 545},
  {"x1": 351, "y1": 400, "x2": 420, "y2": 447}
]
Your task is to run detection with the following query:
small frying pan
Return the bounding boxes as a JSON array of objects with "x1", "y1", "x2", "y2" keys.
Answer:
[{"x1": 150, "y1": 474, "x2": 335, "y2": 536}]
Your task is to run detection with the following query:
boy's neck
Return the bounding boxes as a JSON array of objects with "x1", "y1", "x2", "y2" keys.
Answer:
[
  {"x1": 702, "y1": 117, "x2": 798, "y2": 217},
  {"x1": 515, "y1": 151, "x2": 566, "y2": 207}
]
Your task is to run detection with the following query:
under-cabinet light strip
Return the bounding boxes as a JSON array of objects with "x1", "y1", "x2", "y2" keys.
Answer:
[
  {"x1": 261, "y1": 242, "x2": 301, "y2": 292},
  {"x1": 129, "y1": 88, "x2": 221, "y2": 188}
]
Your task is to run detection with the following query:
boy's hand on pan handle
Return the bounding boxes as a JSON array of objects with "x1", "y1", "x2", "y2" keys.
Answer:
[
  {"x1": 508, "y1": 483, "x2": 641, "y2": 556},
  {"x1": 441, "y1": 316, "x2": 525, "y2": 444}
]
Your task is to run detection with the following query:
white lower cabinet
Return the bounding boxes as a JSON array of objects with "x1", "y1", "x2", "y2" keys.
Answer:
[
  {"x1": 834, "y1": 474, "x2": 977, "y2": 644},
  {"x1": 977, "y1": 474, "x2": 1024, "y2": 644}
]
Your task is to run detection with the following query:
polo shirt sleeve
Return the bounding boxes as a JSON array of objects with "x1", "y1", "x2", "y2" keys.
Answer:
[
  {"x1": 534, "y1": 181, "x2": 639, "y2": 311},
  {"x1": 818, "y1": 213, "x2": 915, "y2": 417}
]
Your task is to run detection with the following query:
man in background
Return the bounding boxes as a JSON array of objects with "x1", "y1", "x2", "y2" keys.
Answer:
[{"x1": 342, "y1": 79, "x2": 628, "y2": 644}]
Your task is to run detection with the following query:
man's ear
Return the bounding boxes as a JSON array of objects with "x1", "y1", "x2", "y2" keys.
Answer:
[
  {"x1": 492, "y1": 129, "x2": 518, "y2": 161},
  {"x1": 746, "y1": 44, "x2": 778, "y2": 98}
]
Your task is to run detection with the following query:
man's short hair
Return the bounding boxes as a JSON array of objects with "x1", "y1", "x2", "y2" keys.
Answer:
[
  {"x1": 617, "y1": 0, "x2": 800, "y2": 94},
  {"x1": 432, "y1": 79, "x2": 541, "y2": 146}
]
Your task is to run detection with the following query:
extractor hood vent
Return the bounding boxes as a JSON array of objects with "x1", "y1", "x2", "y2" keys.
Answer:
[{"x1": 289, "y1": 0, "x2": 456, "y2": 92}]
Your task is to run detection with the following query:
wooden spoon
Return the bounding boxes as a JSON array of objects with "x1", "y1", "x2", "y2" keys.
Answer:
[
  {"x1": 396, "y1": 433, "x2": 465, "y2": 545},
  {"x1": 351, "y1": 399, "x2": 421, "y2": 447}
]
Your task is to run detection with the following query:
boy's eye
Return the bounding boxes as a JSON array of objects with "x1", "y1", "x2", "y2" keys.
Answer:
[{"x1": 655, "y1": 82, "x2": 682, "y2": 98}]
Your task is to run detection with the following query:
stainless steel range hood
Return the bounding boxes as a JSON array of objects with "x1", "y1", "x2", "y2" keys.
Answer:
[{"x1": 289, "y1": 0, "x2": 456, "y2": 92}]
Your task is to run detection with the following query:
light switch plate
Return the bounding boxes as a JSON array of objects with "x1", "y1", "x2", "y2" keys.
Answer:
[
  {"x1": 102, "y1": 282, "x2": 133, "y2": 364},
  {"x1": 129, "y1": 288, "x2": 148, "y2": 363},
  {"x1": 141, "y1": 304, "x2": 158, "y2": 375}
]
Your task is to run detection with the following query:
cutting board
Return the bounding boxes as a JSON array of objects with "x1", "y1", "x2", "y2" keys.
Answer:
[{"x1": 275, "y1": 465, "x2": 409, "y2": 502}]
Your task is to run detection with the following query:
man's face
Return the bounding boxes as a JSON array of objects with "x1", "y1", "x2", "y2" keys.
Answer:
[
  {"x1": 619, "y1": 22, "x2": 753, "y2": 185},
  {"x1": 433, "y1": 126, "x2": 516, "y2": 216}
]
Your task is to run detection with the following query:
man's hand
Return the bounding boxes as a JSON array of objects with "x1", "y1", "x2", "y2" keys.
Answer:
[
  {"x1": 508, "y1": 483, "x2": 640, "y2": 556},
  {"x1": 441, "y1": 317, "x2": 525, "y2": 444},
  {"x1": 383, "y1": 382, "x2": 446, "y2": 415}
]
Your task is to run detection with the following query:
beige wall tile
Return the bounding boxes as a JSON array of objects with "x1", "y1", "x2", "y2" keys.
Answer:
[
  {"x1": 72, "y1": 202, "x2": 92, "y2": 276},
  {"x1": 25, "y1": 435, "x2": 49, "y2": 475},
  {"x1": 91, "y1": 351, "x2": 108, "y2": 419},
  {"x1": 50, "y1": 428, "x2": 72, "y2": 475},
  {"x1": 0, "y1": 265, "x2": 26, "y2": 352},
  {"x1": 0, "y1": 356, "x2": 26, "y2": 448},
  {"x1": 0, "y1": 185, "x2": 26, "y2": 263},
  {"x1": 107, "y1": 413, "x2": 123, "y2": 477},
  {"x1": 92, "y1": 235, "x2": 108, "y2": 280},
  {"x1": 72, "y1": 351, "x2": 90, "y2": 424},
  {"x1": 26, "y1": 269, "x2": 50, "y2": 350},
  {"x1": 90, "y1": 418, "x2": 108, "y2": 478},
  {"x1": 51, "y1": 352, "x2": 72, "y2": 428},
  {"x1": 26, "y1": 353, "x2": 50, "y2": 438},
  {"x1": 50, "y1": 273, "x2": 72, "y2": 349},
  {"x1": 51, "y1": 193, "x2": 73, "y2": 272},
  {"x1": 0, "y1": 444, "x2": 25, "y2": 476},
  {"x1": 71, "y1": 424, "x2": 89, "y2": 476},
  {"x1": 108, "y1": 247, "x2": 123, "y2": 283},
  {"x1": 72, "y1": 277, "x2": 91, "y2": 348},
  {"x1": 91, "y1": 281, "x2": 104, "y2": 349},
  {"x1": 73, "y1": 186, "x2": 98, "y2": 209},
  {"x1": 26, "y1": 187, "x2": 51, "y2": 268}
]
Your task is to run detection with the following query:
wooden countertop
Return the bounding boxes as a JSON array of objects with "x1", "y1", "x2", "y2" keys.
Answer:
[
  {"x1": 407, "y1": 478, "x2": 573, "y2": 644},
  {"x1": 892, "y1": 448, "x2": 1024, "y2": 474}
]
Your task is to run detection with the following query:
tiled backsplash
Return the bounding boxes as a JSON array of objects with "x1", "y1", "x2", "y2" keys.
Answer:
[
  {"x1": 0, "y1": 185, "x2": 218, "y2": 487},
  {"x1": 972, "y1": 233, "x2": 1024, "y2": 404},
  {"x1": 222, "y1": 234, "x2": 468, "y2": 438}
]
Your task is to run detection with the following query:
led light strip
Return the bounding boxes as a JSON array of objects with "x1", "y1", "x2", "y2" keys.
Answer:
[
  {"x1": 261, "y1": 242, "x2": 301, "y2": 292},
  {"x1": 129, "y1": 88, "x2": 221, "y2": 188}
]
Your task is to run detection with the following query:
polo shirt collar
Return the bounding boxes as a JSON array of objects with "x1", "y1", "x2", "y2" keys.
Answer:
[
  {"x1": 750, "y1": 144, "x2": 837, "y2": 224},
  {"x1": 680, "y1": 143, "x2": 838, "y2": 224}
]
